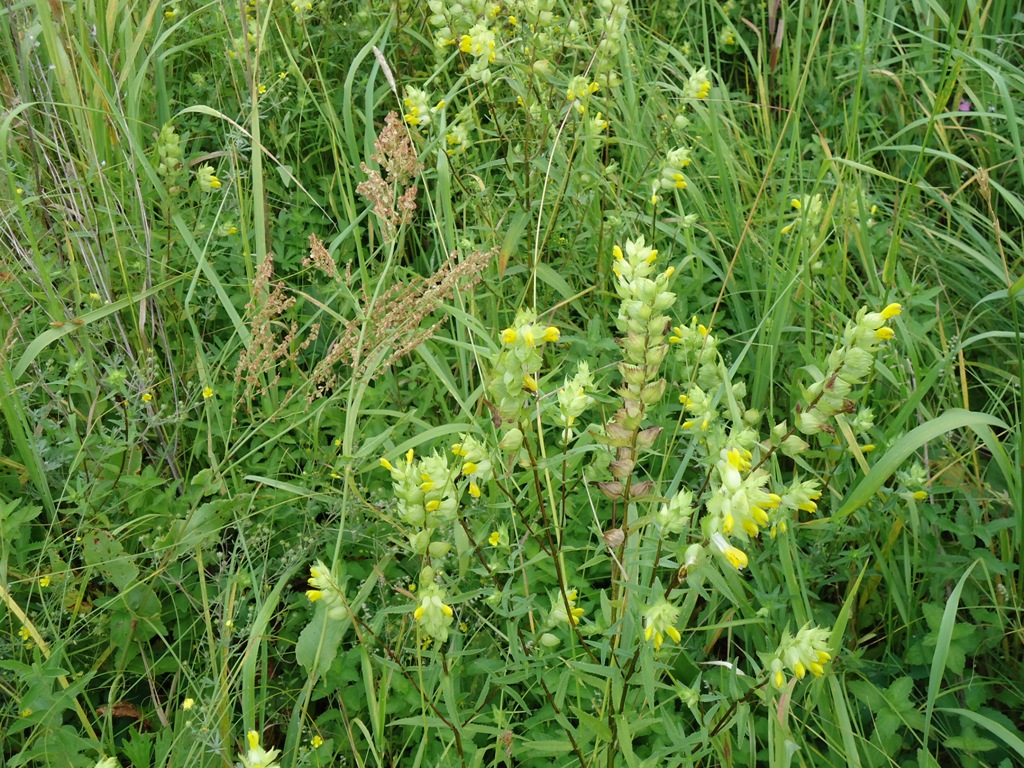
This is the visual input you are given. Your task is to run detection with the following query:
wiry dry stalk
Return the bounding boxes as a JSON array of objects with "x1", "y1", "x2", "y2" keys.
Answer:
[
  {"x1": 234, "y1": 255, "x2": 320, "y2": 405},
  {"x1": 307, "y1": 246, "x2": 495, "y2": 401},
  {"x1": 356, "y1": 111, "x2": 424, "y2": 242}
]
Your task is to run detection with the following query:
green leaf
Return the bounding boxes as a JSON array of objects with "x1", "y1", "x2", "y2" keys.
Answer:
[
  {"x1": 923, "y1": 561, "x2": 979, "y2": 747},
  {"x1": 938, "y1": 708, "x2": 1024, "y2": 761},
  {"x1": 295, "y1": 608, "x2": 342, "y2": 679},
  {"x1": 571, "y1": 707, "x2": 612, "y2": 743},
  {"x1": 12, "y1": 279, "x2": 180, "y2": 380},
  {"x1": 832, "y1": 410, "x2": 1007, "y2": 520},
  {"x1": 521, "y1": 739, "x2": 574, "y2": 755},
  {"x1": 944, "y1": 735, "x2": 998, "y2": 752},
  {"x1": 81, "y1": 529, "x2": 138, "y2": 590}
]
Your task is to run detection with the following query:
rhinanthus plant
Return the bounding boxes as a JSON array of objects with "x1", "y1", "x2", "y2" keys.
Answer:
[
  {"x1": 301, "y1": 225, "x2": 905, "y2": 765},
  {"x1": 5, "y1": 0, "x2": 1014, "y2": 765}
]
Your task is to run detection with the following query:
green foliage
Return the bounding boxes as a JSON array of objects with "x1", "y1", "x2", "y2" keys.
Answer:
[{"x1": 2, "y1": 0, "x2": 1023, "y2": 766}]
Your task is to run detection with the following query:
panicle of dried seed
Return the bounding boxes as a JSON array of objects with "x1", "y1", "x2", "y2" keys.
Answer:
[
  {"x1": 356, "y1": 111, "x2": 425, "y2": 243},
  {"x1": 235, "y1": 255, "x2": 319, "y2": 405},
  {"x1": 307, "y1": 247, "x2": 495, "y2": 401},
  {"x1": 373, "y1": 111, "x2": 423, "y2": 186},
  {"x1": 303, "y1": 234, "x2": 340, "y2": 280}
]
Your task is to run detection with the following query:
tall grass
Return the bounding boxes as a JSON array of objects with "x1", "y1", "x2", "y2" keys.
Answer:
[{"x1": 1, "y1": 0, "x2": 1022, "y2": 766}]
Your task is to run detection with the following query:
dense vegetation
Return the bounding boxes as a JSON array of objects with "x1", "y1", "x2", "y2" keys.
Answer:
[{"x1": 1, "y1": 0, "x2": 1023, "y2": 766}]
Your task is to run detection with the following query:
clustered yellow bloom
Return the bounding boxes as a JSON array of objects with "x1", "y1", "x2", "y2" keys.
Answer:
[
  {"x1": 651, "y1": 146, "x2": 692, "y2": 205},
  {"x1": 554, "y1": 362, "x2": 595, "y2": 442},
  {"x1": 643, "y1": 599, "x2": 682, "y2": 650},
  {"x1": 488, "y1": 309, "x2": 560, "y2": 425},
  {"x1": 796, "y1": 303, "x2": 902, "y2": 436},
  {"x1": 770, "y1": 477, "x2": 823, "y2": 535},
  {"x1": 566, "y1": 75, "x2": 600, "y2": 114},
  {"x1": 291, "y1": 0, "x2": 313, "y2": 18},
  {"x1": 445, "y1": 122, "x2": 470, "y2": 155},
  {"x1": 451, "y1": 433, "x2": 492, "y2": 498},
  {"x1": 781, "y1": 193, "x2": 823, "y2": 235},
  {"x1": 898, "y1": 462, "x2": 930, "y2": 502},
  {"x1": 381, "y1": 448, "x2": 458, "y2": 556},
  {"x1": 708, "y1": 448, "x2": 781, "y2": 538},
  {"x1": 414, "y1": 582, "x2": 455, "y2": 642},
  {"x1": 768, "y1": 624, "x2": 832, "y2": 689},
  {"x1": 306, "y1": 560, "x2": 349, "y2": 620},
  {"x1": 684, "y1": 67, "x2": 712, "y2": 100},
  {"x1": 195, "y1": 164, "x2": 221, "y2": 192},
  {"x1": 547, "y1": 588, "x2": 585, "y2": 627},
  {"x1": 240, "y1": 730, "x2": 281, "y2": 768},
  {"x1": 403, "y1": 86, "x2": 443, "y2": 128}
]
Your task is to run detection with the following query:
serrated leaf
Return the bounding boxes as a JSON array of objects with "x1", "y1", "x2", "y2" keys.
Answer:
[
  {"x1": 81, "y1": 529, "x2": 138, "y2": 590},
  {"x1": 571, "y1": 707, "x2": 612, "y2": 742}
]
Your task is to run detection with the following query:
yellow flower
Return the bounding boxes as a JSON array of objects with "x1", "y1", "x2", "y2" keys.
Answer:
[
  {"x1": 257, "y1": 83, "x2": 267, "y2": 95},
  {"x1": 39, "y1": 575, "x2": 51, "y2": 587},
  {"x1": 196, "y1": 164, "x2": 221, "y2": 192},
  {"x1": 875, "y1": 327, "x2": 896, "y2": 341},
  {"x1": 912, "y1": 490, "x2": 928, "y2": 500},
  {"x1": 202, "y1": 386, "x2": 214, "y2": 399},
  {"x1": 241, "y1": 730, "x2": 281, "y2": 768},
  {"x1": 142, "y1": 392, "x2": 153, "y2": 403},
  {"x1": 310, "y1": 735, "x2": 323, "y2": 749},
  {"x1": 182, "y1": 697, "x2": 195, "y2": 711},
  {"x1": 881, "y1": 302, "x2": 902, "y2": 319},
  {"x1": 548, "y1": 588, "x2": 585, "y2": 626},
  {"x1": 643, "y1": 600, "x2": 682, "y2": 651},
  {"x1": 18, "y1": 626, "x2": 31, "y2": 642},
  {"x1": 712, "y1": 532, "x2": 748, "y2": 570}
]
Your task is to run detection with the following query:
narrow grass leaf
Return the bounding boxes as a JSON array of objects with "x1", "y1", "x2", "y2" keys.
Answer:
[{"x1": 832, "y1": 409, "x2": 1007, "y2": 520}]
